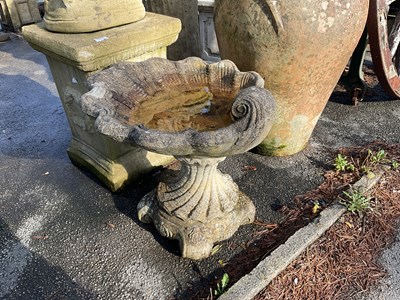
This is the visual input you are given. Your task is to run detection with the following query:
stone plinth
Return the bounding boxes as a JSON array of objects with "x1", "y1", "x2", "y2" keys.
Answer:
[
  {"x1": 22, "y1": 13, "x2": 182, "y2": 191},
  {"x1": 0, "y1": 0, "x2": 41, "y2": 31}
]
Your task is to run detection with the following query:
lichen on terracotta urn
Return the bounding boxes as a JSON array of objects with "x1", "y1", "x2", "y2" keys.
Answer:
[
  {"x1": 80, "y1": 57, "x2": 276, "y2": 259},
  {"x1": 214, "y1": 0, "x2": 369, "y2": 156}
]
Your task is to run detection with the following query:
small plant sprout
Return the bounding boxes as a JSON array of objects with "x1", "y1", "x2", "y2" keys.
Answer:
[
  {"x1": 361, "y1": 149, "x2": 389, "y2": 175},
  {"x1": 392, "y1": 160, "x2": 399, "y2": 170},
  {"x1": 368, "y1": 149, "x2": 386, "y2": 163},
  {"x1": 214, "y1": 273, "x2": 229, "y2": 296},
  {"x1": 340, "y1": 190, "x2": 373, "y2": 216},
  {"x1": 334, "y1": 154, "x2": 355, "y2": 172}
]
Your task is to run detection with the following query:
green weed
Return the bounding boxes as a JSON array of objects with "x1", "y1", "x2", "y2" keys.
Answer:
[
  {"x1": 334, "y1": 154, "x2": 355, "y2": 172},
  {"x1": 340, "y1": 190, "x2": 372, "y2": 216},
  {"x1": 214, "y1": 273, "x2": 229, "y2": 296},
  {"x1": 392, "y1": 160, "x2": 399, "y2": 170},
  {"x1": 361, "y1": 149, "x2": 387, "y2": 175}
]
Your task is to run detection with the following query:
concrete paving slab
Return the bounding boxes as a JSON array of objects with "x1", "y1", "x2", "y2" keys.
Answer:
[{"x1": 1, "y1": 35, "x2": 400, "y2": 299}]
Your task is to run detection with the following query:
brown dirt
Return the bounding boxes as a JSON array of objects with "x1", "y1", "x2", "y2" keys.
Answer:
[
  {"x1": 184, "y1": 142, "x2": 400, "y2": 300},
  {"x1": 254, "y1": 142, "x2": 400, "y2": 300}
]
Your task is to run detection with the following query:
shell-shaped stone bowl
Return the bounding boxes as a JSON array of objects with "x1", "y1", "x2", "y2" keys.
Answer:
[{"x1": 81, "y1": 57, "x2": 275, "y2": 157}]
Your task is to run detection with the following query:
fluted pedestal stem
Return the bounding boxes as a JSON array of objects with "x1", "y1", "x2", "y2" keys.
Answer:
[{"x1": 137, "y1": 156, "x2": 255, "y2": 260}]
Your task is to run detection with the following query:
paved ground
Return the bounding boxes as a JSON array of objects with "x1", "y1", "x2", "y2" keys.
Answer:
[
  {"x1": 359, "y1": 227, "x2": 400, "y2": 300},
  {"x1": 1, "y1": 35, "x2": 400, "y2": 299}
]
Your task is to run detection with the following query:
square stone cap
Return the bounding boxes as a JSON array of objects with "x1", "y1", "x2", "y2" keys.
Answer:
[{"x1": 22, "y1": 13, "x2": 182, "y2": 72}]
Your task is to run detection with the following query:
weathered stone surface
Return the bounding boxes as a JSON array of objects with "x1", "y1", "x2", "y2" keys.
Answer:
[
  {"x1": 0, "y1": 32, "x2": 10, "y2": 42},
  {"x1": 198, "y1": 1, "x2": 220, "y2": 62},
  {"x1": 214, "y1": 0, "x2": 369, "y2": 156},
  {"x1": 2, "y1": 0, "x2": 41, "y2": 32},
  {"x1": 22, "y1": 14, "x2": 182, "y2": 191},
  {"x1": 81, "y1": 57, "x2": 276, "y2": 259},
  {"x1": 143, "y1": 0, "x2": 200, "y2": 60},
  {"x1": 82, "y1": 58, "x2": 275, "y2": 156},
  {"x1": 138, "y1": 157, "x2": 256, "y2": 260},
  {"x1": 43, "y1": 0, "x2": 145, "y2": 33},
  {"x1": 23, "y1": 13, "x2": 182, "y2": 72}
]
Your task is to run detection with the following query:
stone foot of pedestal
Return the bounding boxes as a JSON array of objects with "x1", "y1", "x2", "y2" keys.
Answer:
[
  {"x1": 137, "y1": 157, "x2": 256, "y2": 260},
  {"x1": 138, "y1": 190, "x2": 255, "y2": 260}
]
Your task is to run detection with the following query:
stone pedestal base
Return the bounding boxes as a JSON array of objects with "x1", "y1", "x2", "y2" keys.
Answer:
[
  {"x1": 22, "y1": 13, "x2": 181, "y2": 191},
  {"x1": 137, "y1": 157, "x2": 256, "y2": 260},
  {"x1": 0, "y1": 0, "x2": 41, "y2": 32},
  {"x1": 67, "y1": 137, "x2": 172, "y2": 192}
]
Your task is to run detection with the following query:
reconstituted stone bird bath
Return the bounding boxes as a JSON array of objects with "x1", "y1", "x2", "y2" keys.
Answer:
[{"x1": 81, "y1": 57, "x2": 276, "y2": 259}]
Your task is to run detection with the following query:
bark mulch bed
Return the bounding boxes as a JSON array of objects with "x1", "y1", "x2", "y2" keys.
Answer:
[
  {"x1": 253, "y1": 141, "x2": 400, "y2": 299},
  {"x1": 198, "y1": 141, "x2": 400, "y2": 300}
]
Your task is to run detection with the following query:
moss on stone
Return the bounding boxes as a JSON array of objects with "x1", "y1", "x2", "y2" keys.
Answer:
[{"x1": 253, "y1": 140, "x2": 286, "y2": 156}]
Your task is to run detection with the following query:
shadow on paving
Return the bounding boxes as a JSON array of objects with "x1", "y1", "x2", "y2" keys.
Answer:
[
  {"x1": 0, "y1": 73, "x2": 69, "y2": 160},
  {"x1": 109, "y1": 167, "x2": 186, "y2": 257},
  {"x1": 0, "y1": 217, "x2": 97, "y2": 300}
]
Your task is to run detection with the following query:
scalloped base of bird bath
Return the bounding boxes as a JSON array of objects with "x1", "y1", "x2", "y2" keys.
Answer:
[{"x1": 137, "y1": 156, "x2": 255, "y2": 260}]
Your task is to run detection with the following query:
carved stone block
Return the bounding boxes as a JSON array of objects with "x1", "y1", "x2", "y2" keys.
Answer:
[{"x1": 22, "y1": 13, "x2": 182, "y2": 191}]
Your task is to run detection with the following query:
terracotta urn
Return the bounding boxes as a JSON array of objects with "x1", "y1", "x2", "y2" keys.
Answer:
[
  {"x1": 80, "y1": 57, "x2": 276, "y2": 259},
  {"x1": 214, "y1": 0, "x2": 369, "y2": 156},
  {"x1": 43, "y1": 0, "x2": 145, "y2": 33}
]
